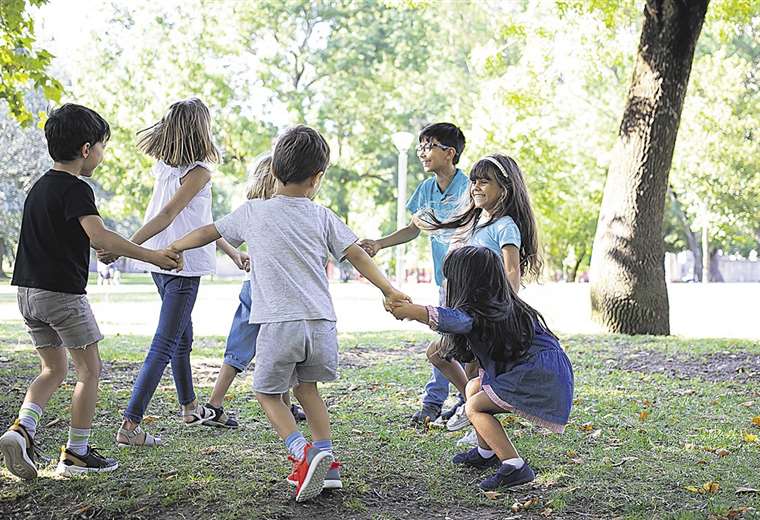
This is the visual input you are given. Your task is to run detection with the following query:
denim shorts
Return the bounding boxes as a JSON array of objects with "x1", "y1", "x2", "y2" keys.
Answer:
[
  {"x1": 17, "y1": 287, "x2": 103, "y2": 349},
  {"x1": 224, "y1": 281, "x2": 260, "y2": 372},
  {"x1": 252, "y1": 319, "x2": 338, "y2": 394}
]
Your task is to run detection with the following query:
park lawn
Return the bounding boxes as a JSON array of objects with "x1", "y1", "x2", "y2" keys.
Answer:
[{"x1": 0, "y1": 321, "x2": 758, "y2": 520}]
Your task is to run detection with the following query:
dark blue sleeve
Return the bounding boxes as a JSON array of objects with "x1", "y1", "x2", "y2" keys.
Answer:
[{"x1": 430, "y1": 306, "x2": 474, "y2": 334}]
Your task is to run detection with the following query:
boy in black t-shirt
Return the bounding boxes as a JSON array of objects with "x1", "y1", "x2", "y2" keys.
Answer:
[{"x1": 0, "y1": 104, "x2": 180, "y2": 479}]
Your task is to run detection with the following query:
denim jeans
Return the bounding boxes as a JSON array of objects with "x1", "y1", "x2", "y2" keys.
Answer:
[
  {"x1": 123, "y1": 273, "x2": 200, "y2": 423},
  {"x1": 223, "y1": 280, "x2": 260, "y2": 372}
]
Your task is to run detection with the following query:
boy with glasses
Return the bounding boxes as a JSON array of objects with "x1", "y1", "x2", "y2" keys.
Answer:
[{"x1": 359, "y1": 122, "x2": 469, "y2": 427}]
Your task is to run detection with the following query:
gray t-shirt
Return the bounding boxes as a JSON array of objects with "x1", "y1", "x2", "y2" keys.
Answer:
[{"x1": 215, "y1": 195, "x2": 358, "y2": 324}]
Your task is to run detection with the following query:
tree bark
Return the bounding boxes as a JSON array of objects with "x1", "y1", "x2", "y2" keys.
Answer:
[{"x1": 589, "y1": 0, "x2": 709, "y2": 335}]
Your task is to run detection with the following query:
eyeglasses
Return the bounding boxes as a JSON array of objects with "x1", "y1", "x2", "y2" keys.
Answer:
[{"x1": 416, "y1": 142, "x2": 453, "y2": 155}]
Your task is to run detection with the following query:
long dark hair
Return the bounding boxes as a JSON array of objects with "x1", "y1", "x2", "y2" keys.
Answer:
[
  {"x1": 420, "y1": 154, "x2": 542, "y2": 281},
  {"x1": 439, "y1": 246, "x2": 554, "y2": 372}
]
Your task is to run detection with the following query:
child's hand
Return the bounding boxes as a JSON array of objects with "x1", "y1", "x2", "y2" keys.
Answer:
[
  {"x1": 96, "y1": 249, "x2": 119, "y2": 264},
  {"x1": 153, "y1": 248, "x2": 182, "y2": 271},
  {"x1": 389, "y1": 301, "x2": 418, "y2": 321},
  {"x1": 383, "y1": 288, "x2": 412, "y2": 313},
  {"x1": 233, "y1": 252, "x2": 250, "y2": 272},
  {"x1": 357, "y1": 239, "x2": 380, "y2": 257}
]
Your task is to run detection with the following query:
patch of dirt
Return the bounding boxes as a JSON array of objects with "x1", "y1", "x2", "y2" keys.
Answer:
[
  {"x1": 609, "y1": 349, "x2": 760, "y2": 383},
  {"x1": 340, "y1": 341, "x2": 428, "y2": 369}
]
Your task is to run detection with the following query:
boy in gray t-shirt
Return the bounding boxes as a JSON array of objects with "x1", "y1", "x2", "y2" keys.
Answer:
[{"x1": 169, "y1": 125, "x2": 408, "y2": 502}]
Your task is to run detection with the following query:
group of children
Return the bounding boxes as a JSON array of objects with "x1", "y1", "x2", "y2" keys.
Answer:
[{"x1": 0, "y1": 100, "x2": 574, "y2": 501}]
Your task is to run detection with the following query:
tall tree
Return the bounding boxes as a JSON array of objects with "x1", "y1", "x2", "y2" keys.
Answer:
[
  {"x1": 0, "y1": 0, "x2": 62, "y2": 124},
  {"x1": 589, "y1": 1, "x2": 710, "y2": 334}
]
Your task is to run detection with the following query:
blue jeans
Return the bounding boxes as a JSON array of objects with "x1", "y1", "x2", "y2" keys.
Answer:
[
  {"x1": 123, "y1": 273, "x2": 200, "y2": 423},
  {"x1": 223, "y1": 280, "x2": 260, "y2": 372}
]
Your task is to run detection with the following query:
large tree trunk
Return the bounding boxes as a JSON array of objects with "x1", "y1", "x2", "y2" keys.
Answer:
[{"x1": 589, "y1": 0, "x2": 709, "y2": 335}]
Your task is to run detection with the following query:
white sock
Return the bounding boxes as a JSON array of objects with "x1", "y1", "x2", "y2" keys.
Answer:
[
  {"x1": 66, "y1": 427, "x2": 91, "y2": 456},
  {"x1": 18, "y1": 402, "x2": 43, "y2": 438},
  {"x1": 477, "y1": 446, "x2": 495, "y2": 459},
  {"x1": 502, "y1": 457, "x2": 525, "y2": 469}
]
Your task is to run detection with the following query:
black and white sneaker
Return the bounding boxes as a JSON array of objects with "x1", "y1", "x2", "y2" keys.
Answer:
[
  {"x1": 0, "y1": 420, "x2": 38, "y2": 480},
  {"x1": 203, "y1": 404, "x2": 239, "y2": 429},
  {"x1": 55, "y1": 445, "x2": 118, "y2": 476}
]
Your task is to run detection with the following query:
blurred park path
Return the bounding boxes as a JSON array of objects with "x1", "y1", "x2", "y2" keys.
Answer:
[{"x1": 0, "y1": 281, "x2": 756, "y2": 340}]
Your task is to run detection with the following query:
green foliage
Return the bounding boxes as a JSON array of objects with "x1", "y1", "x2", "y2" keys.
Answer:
[{"x1": 0, "y1": 0, "x2": 62, "y2": 125}]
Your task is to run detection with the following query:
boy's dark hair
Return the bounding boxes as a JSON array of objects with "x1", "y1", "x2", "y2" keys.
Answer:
[
  {"x1": 419, "y1": 122, "x2": 466, "y2": 165},
  {"x1": 44, "y1": 104, "x2": 111, "y2": 162},
  {"x1": 272, "y1": 125, "x2": 330, "y2": 185}
]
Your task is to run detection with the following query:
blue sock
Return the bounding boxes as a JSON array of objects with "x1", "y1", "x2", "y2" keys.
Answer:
[
  {"x1": 285, "y1": 431, "x2": 308, "y2": 460},
  {"x1": 313, "y1": 439, "x2": 333, "y2": 455}
]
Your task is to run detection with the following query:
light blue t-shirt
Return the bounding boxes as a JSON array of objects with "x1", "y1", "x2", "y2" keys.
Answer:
[
  {"x1": 467, "y1": 215, "x2": 521, "y2": 255},
  {"x1": 406, "y1": 169, "x2": 469, "y2": 286}
]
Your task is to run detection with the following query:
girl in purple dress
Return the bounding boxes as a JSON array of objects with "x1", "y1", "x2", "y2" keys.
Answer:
[{"x1": 389, "y1": 245, "x2": 573, "y2": 490}]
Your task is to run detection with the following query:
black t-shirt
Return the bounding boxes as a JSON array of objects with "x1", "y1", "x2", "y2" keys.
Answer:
[{"x1": 11, "y1": 170, "x2": 100, "y2": 294}]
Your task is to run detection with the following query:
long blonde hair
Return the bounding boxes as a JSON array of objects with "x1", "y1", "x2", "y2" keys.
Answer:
[
  {"x1": 136, "y1": 98, "x2": 220, "y2": 166},
  {"x1": 246, "y1": 154, "x2": 276, "y2": 200}
]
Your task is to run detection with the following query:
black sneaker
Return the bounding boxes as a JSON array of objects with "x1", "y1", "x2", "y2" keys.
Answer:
[
  {"x1": 290, "y1": 404, "x2": 307, "y2": 423},
  {"x1": 203, "y1": 404, "x2": 239, "y2": 429},
  {"x1": 479, "y1": 462, "x2": 536, "y2": 490},
  {"x1": 411, "y1": 403, "x2": 441, "y2": 425},
  {"x1": 55, "y1": 445, "x2": 118, "y2": 476},
  {"x1": 452, "y1": 447, "x2": 501, "y2": 469},
  {"x1": 0, "y1": 420, "x2": 38, "y2": 480}
]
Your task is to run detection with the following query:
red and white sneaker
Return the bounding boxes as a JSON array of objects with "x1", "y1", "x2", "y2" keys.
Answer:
[
  {"x1": 288, "y1": 459, "x2": 342, "y2": 490},
  {"x1": 288, "y1": 443, "x2": 334, "y2": 502}
]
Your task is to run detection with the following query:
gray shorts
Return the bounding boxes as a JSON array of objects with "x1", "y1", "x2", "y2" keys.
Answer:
[
  {"x1": 252, "y1": 319, "x2": 338, "y2": 394},
  {"x1": 17, "y1": 287, "x2": 103, "y2": 349}
]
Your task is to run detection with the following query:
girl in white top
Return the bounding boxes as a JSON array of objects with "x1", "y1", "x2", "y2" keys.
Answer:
[{"x1": 109, "y1": 98, "x2": 247, "y2": 448}]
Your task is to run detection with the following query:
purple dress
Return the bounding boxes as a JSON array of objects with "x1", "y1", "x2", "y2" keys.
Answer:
[{"x1": 427, "y1": 306, "x2": 574, "y2": 433}]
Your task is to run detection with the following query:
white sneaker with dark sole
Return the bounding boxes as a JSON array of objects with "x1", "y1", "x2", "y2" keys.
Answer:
[{"x1": 0, "y1": 423, "x2": 37, "y2": 480}]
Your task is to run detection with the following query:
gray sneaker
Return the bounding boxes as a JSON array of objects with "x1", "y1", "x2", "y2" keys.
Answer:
[
  {"x1": 323, "y1": 460, "x2": 342, "y2": 489},
  {"x1": 446, "y1": 403, "x2": 470, "y2": 431}
]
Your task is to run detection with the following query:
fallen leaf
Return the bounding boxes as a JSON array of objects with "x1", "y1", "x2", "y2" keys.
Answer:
[
  {"x1": 0, "y1": 356, "x2": 9, "y2": 362},
  {"x1": 589, "y1": 429, "x2": 602, "y2": 439},
  {"x1": 752, "y1": 416, "x2": 760, "y2": 428},
  {"x1": 142, "y1": 415, "x2": 160, "y2": 425},
  {"x1": 612, "y1": 456, "x2": 637, "y2": 467},
  {"x1": 703, "y1": 481, "x2": 720, "y2": 494},
  {"x1": 715, "y1": 448, "x2": 730, "y2": 457},
  {"x1": 565, "y1": 450, "x2": 578, "y2": 458},
  {"x1": 642, "y1": 399, "x2": 652, "y2": 407},
  {"x1": 685, "y1": 485, "x2": 701, "y2": 493},
  {"x1": 580, "y1": 422, "x2": 594, "y2": 432},
  {"x1": 541, "y1": 508, "x2": 554, "y2": 517},
  {"x1": 639, "y1": 410, "x2": 650, "y2": 421},
  {"x1": 742, "y1": 431, "x2": 758, "y2": 444},
  {"x1": 201, "y1": 447, "x2": 218, "y2": 455},
  {"x1": 483, "y1": 491, "x2": 502, "y2": 500},
  {"x1": 740, "y1": 401, "x2": 754, "y2": 408},
  {"x1": 735, "y1": 487, "x2": 758, "y2": 495},
  {"x1": 684, "y1": 442, "x2": 698, "y2": 450}
]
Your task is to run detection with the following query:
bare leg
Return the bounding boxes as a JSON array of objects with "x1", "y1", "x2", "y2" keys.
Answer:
[
  {"x1": 426, "y1": 340, "x2": 468, "y2": 397},
  {"x1": 23, "y1": 347, "x2": 68, "y2": 410},
  {"x1": 256, "y1": 392, "x2": 298, "y2": 440},
  {"x1": 465, "y1": 383, "x2": 520, "y2": 461},
  {"x1": 292, "y1": 383, "x2": 330, "y2": 441},
  {"x1": 67, "y1": 343, "x2": 102, "y2": 429},
  {"x1": 282, "y1": 392, "x2": 292, "y2": 407},
  {"x1": 209, "y1": 363, "x2": 239, "y2": 408}
]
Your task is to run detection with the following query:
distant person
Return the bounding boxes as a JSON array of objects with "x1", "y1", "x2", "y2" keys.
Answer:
[
  {"x1": 358, "y1": 122, "x2": 469, "y2": 427},
  {"x1": 99, "y1": 98, "x2": 247, "y2": 448},
  {"x1": 0, "y1": 104, "x2": 179, "y2": 479},
  {"x1": 389, "y1": 246, "x2": 573, "y2": 491},
  {"x1": 204, "y1": 154, "x2": 307, "y2": 429},
  {"x1": 168, "y1": 125, "x2": 409, "y2": 501}
]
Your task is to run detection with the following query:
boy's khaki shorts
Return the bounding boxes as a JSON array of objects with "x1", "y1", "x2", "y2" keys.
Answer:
[
  {"x1": 252, "y1": 319, "x2": 338, "y2": 394},
  {"x1": 17, "y1": 287, "x2": 103, "y2": 349}
]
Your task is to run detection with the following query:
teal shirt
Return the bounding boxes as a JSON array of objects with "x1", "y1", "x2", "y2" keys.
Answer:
[
  {"x1": 406, "y1": 169, "x2": 469, "y2": 286},
  {"x1": 467, "y1": 215, "x2": 521, "y2": 255}
]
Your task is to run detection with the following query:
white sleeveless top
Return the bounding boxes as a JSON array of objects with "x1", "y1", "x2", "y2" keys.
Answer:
[{"x1": 134, "y1": 161, "x2": 216, "y2": 277}]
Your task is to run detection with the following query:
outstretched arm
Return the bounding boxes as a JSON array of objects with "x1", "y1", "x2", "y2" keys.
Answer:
[
  {"x1": 343, "y1": 243, "x2": 410, "y2": 307},
  {"x1": 170, "y1": 224, "x2": 222, "y2": 253},
  {"x1": 79, "y1": 215, "x2": 180, "y2": 270},
  {"x1": 358, "y1": 220, "x2": 420, "y2": 257}
]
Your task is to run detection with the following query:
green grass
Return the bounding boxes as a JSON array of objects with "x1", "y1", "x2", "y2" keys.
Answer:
[{"x1": 0, "y1": 321, "x2": 758, "y2": 519}]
